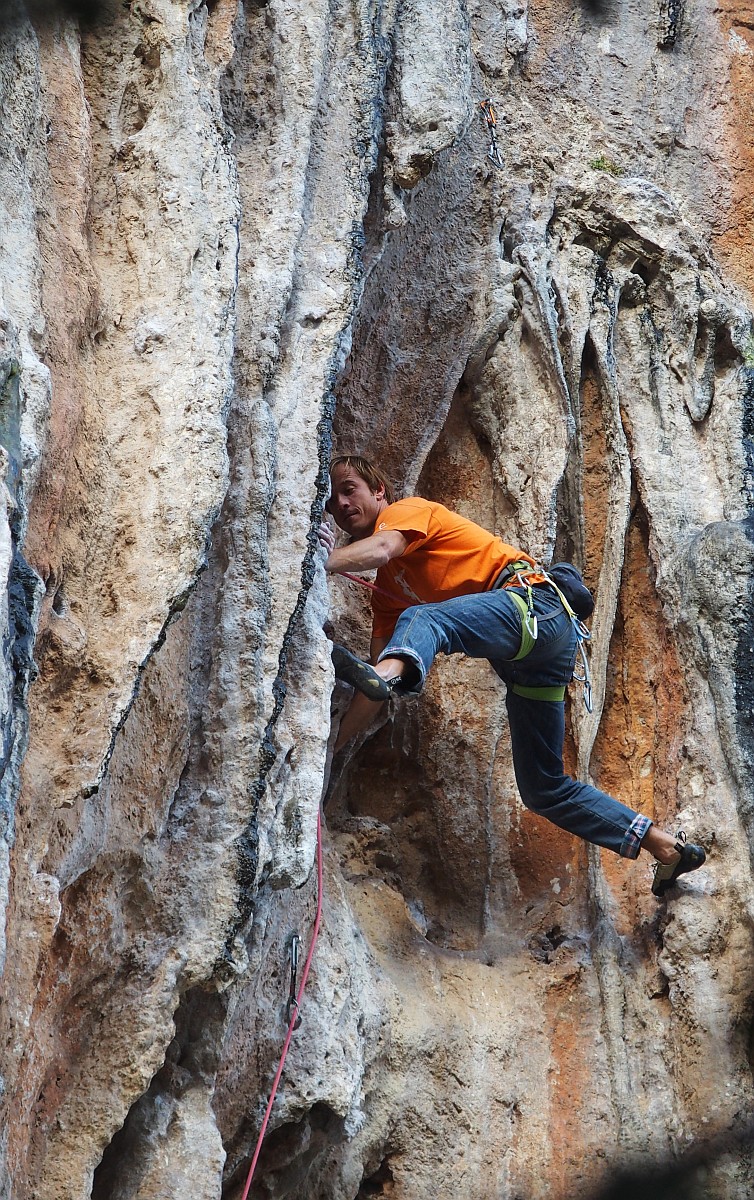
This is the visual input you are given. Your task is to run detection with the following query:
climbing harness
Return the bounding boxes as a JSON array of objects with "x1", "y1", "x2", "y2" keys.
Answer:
[
  {"x1": 542, "y1": 573, "x2": 594, "y2": 713},
  {"x1": 240, "y1": 807, "x2": 324, "y2": 1200},
  {"x1": 479, "y1": 98, "x2": 505, "y2": 170},
  {"x1": 337, "y1": 563, "x2": 594, "y2": 711},
  {"x1": 493, "y1": 561, "x2": 594, "y2": 712}
]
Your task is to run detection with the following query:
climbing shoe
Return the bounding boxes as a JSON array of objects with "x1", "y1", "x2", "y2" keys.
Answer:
[
  {"x1": 651, "y1": 831, "x2": 706, "y2": 898},
  {"x1": 331, "y1": 644, "x2": 394, "y2": 702}
]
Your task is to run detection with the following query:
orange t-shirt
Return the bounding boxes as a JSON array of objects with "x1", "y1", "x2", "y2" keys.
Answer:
[{"x1": 370, "y1": 498, "x2": 537, "y2": 639}]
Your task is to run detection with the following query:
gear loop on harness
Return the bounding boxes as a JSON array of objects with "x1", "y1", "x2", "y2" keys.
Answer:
[{"x1": 491, "y1": 560, "x2": 594, "y2": 711}]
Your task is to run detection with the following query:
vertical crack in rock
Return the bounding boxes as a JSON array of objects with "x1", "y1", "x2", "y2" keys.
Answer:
[
  {"x1": 214, "y1": 0, "x2": 388, "y2": 967},
  {"x1": 735, "y1": 364, "x2": 754, "y2": 833},
  {"x1": 578, "y1": 260, "x2": 643, "y2": 1148},
  {"x1": 0, "y1": 358, "x2": 44, "y2": 976},
  {"x1": 576, "y1": 259, "x2": 632, "y2": 778},
  {"x1": 658, "y1": 0, "x2": 684, "y2": 49},
  {"x1": 79, "y1": 569, "x2": 209, "y2": 802},
  {"x1": 90, "y1": 986, "x2": 229, "y2": 1200},
  {"x1": 229, "y1": 371, "x2": 337, "y2": 944}
]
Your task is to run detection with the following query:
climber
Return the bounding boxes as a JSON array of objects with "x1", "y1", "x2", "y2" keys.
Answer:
[{"x1": 318, "y1": 454, "x2": 706, "y2": 898}]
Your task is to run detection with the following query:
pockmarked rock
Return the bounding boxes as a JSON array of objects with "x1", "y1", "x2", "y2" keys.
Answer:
[{"x1": 1, "y1": 0, "x2": 754, "y2": 1197}]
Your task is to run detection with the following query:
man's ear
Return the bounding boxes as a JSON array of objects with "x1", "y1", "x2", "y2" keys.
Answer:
[{"x1": 374, "y1": 484, "x2": 385, "y2": 502}]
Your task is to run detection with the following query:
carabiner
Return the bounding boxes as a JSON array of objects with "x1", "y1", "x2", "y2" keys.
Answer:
[{"x1": 286, "y1": 934, "x2": 302, "y2": 1030}]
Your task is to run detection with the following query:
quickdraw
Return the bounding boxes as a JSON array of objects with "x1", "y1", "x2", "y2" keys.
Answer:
[
  {"x1": 493, "y1": 561, "x2": 594, "y2": 712},
  {"x1": 286, "y1": 934, "x2": 303, "y2": 1031},
  {"x1": 479, "y1": 98, "x2": 505, "y2": 170},
  {"x1": 534, "y1": 569, "x2": 594, "y2": 714}
]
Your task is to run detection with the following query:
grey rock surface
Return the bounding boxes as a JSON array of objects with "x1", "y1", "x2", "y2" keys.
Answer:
[{"x1": 1, "y1": 0, "x2": 754, "y2": 1197}]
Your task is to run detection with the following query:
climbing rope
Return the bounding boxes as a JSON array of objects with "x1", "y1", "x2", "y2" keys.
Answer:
[
  {"x1": 240, "y1": 806, "x2": 324, "y2": 1199},
  {"x1": 336, "y1": 570, "x2": 397, "y2": 601}
]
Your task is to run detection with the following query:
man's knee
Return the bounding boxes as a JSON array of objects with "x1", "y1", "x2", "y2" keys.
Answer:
[{"x1": 515, "y1": 770, "x2": 571, "y2": 814}]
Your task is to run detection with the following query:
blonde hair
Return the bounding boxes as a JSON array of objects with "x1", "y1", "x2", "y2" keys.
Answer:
[{"x1": 327, "y1": 455, "x2": 396, "y2": 506}]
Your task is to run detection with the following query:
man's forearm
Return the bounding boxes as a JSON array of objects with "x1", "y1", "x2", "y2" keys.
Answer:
[
  {"x1": 324, "y1": 529, "x2": 407, "y2": 574},
  {"x1": 325, "y1": 541, "x2": 390, "y2": 574}
]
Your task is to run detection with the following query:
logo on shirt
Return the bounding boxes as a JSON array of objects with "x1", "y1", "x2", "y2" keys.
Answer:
[
  {"x1": 378, "y1": 522, "x2": 386, "y2": 530},
  {"x1": 393, "y1": 568, "x2": 423, "y2": 604}
]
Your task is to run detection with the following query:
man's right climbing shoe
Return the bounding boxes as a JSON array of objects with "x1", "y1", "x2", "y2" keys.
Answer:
[
  {"x1": 651, "y1": 831, "x2": 706, "y2": 898},
  {"x1": 331, "y1": 644, "x2": 393, "y2": 702}
]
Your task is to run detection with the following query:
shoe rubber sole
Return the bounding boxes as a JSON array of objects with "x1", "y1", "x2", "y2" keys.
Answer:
[
  {"x1": 331, "y1": 644, "x2": 392, "y2": 702},
  {"x1": 652, "y1": 839, "x2": 706, "y2": 898}
]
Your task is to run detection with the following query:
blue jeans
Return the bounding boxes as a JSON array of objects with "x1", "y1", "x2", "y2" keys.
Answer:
[{"x1": 378, "y1": 585, "x2": 650, "y2": 858}]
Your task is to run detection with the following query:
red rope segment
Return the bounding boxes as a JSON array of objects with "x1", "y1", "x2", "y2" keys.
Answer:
[
  {"x1": 240, "y1": 807, "x2": 324, "y2": 1199},
  {"x1": 336, "y1": 571, "x2": 397, "y2": 601}
]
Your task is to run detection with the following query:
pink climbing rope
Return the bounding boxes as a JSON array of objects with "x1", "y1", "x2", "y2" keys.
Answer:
[
  {"x1": 240, "y1": 806, "x2": 324, "y2": 1199},
  {"x1": 336, "y1": 571, "x2": 397, "y2": 601},
  {"x1": 240, "y1": 570, "x2": 397, "y2": 1191}
]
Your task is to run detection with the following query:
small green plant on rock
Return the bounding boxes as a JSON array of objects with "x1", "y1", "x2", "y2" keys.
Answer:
[{"x1": 590, "y1": 154, "x2": 624, "y2": 176}]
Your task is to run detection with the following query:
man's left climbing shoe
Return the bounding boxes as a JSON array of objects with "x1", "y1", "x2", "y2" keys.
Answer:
[
  {"x1": 651, "y1": 831, "x2": 706, "y2": 898},
  {"x1": 331, "y1": 644, "x2": 393, "y2": 702}
]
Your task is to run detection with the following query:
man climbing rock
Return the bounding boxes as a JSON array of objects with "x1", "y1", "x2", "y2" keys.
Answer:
[{"x1": 318, "y1": 454, "x2": 705, "y2": 898}]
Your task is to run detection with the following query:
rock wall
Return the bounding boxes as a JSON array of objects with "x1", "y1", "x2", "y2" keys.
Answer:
[{"x1": 1, "y1": 0, "x2": 754, "y2": 1197}]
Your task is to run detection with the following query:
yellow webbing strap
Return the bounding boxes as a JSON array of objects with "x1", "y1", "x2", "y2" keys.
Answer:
[
  {"x1": 539, "y1": 572, "x2": 577, "y2": 620},
  {"x1": 511, "y1": 682, "x2": 566, "y2": 702},
  {"x1": 508, "y1": 591, "x2": 536, "y2": 660},
  {"x1": 507, "y1": 575, "x2": 568, "y2": 703},
  {"x1": 502, "y1": 566, "x2": 591, "y2": 708}
]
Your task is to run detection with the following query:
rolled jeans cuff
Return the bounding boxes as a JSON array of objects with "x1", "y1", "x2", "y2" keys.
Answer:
[
  {"x1": 620, "y1": 813, "x2": 652, "y2": 860},
  {"x1": 377, "y1": 645, "x2": 425, "y2": 694}
]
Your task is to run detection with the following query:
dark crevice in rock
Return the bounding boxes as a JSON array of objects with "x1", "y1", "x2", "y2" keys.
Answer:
[
  {"x1": 91, "y1": 985, "x2": 229, "y2": 1200},
  {"x1": 10, "y1": 0, "x2": 109, "y2": 30},
  {"x1": 713, "y1": 321, "x2": 740, "y2": 374},
  {"x1": 629, "y1": 258, "x2": 659, "y2": 287},
  {"x1": 215, "y1": 1, "x2": 344, "y2": 960},
  {"x1": 637, "y1": 303, "x2": 668, "y2": 431},
  {"x1": 356, "y1": 1154, "x2": 395, "y2": 1197},
  {"x1": 215, "y1": 0, "x2": 393, "y2": 964},
  {"x1": 529, "y1": 924, "x2": 568, "y2": 963},
  {"x1": 221, "y1": 339, "x2": 343, "y2": 950},
  {"x1": 79, "y1": 568, "x2": 206, "y2": 802},
  {"x1": 743, "y1": 364, "x2": 754, "y2": 514},
  {"x1": 556, "y1": 329, "x2": 591, "y2": 574},
  {"x1": 0, "y1": 358, "x2": 43, "y2": 853},
  {"x1": 658, "y1": 0, "x2": 684, "y2": 49},
  {"x1": 222, "y1": 1102, "x2": 346, "y2": 1200},
  {"x1": 354, "y1": 13, "x2": 399, "y2": 280}
]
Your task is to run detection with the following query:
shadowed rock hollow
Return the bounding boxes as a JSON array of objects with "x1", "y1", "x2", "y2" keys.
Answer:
[{"x1": 2, "y1": 0, "x2": 754, "y2": 1197}]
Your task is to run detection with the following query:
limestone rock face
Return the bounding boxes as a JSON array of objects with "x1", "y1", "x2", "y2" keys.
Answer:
[{"x1": 1, "y1": 0, "x2": 754, "y2": 1198}]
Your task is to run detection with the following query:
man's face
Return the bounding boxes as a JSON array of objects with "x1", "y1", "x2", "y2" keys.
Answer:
[{"x1": 327, "y1": 464, "x2": 385, "y2": 540}]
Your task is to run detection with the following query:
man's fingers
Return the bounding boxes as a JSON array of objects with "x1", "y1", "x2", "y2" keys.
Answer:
[{"x1": 318, "y1": 520, "x2": 336, "y2": 553}]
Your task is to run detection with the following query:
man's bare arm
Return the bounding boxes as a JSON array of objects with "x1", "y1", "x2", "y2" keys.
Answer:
[
  {"x1": 334, "y1": 637, "x2": 389, "y2": 751},
  {"x1": 324, "y1": 529, "x2": 408, "y2": 574}
]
